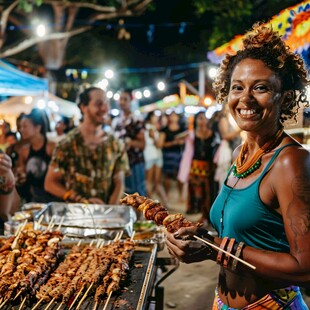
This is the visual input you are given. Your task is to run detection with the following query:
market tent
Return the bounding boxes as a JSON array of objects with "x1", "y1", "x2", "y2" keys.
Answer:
[
  {"x1": 0, "y1": 60, "x2": 48, "y2": 95},
  {"x1": 0, "y1": 93, "x2": 81, "y2": 130},
  {"x1": 207, "y1": 1, "x2": 310, "y2": 64}
]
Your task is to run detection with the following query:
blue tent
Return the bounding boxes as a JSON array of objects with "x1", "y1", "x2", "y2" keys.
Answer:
[{"x1": 0, "y1": 60, "x2": 48, "y2": 96}]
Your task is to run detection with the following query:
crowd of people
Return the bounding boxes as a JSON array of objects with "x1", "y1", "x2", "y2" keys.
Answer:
[
  {"x1": 0, "y1": 21, "x2": 308, "y2": 308},
  {"x1": 0, "y1": 83, "x2": 241, "y2": 230}
]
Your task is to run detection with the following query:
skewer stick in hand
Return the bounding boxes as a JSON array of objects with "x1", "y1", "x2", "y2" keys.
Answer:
[
  {"x1": 102, "y1": 291, "x2": 113, "y2": 310},
  {"x1": 193, "y1": 235, "x2": 256, "y2": 270}
]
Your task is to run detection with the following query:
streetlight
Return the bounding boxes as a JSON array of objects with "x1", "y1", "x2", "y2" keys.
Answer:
[
  {"x1": 143, "y1": 89, "x2": 151, "y2": 98},
  {"x1": 36, "y1": 24, "x2": 47, "y2": 37},
  {"x1": 157, "y1": 81, "x2": 166, "y2": 91},
  {"x1": 104, "y1": 69, "x2": 114, "y2": 79},
  {"x1": 208, "y1": 67, "x2": 218, "y2": 79}
]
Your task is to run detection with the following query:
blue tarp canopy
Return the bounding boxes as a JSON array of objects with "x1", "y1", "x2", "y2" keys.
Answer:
[{"x1": 0, "y1": 60, "x2": 48, "y2": 96}]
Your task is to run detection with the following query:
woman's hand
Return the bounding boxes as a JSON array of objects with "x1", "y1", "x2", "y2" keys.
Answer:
[
  {"x1": 0, "y1": 153, "x2": 15, "y2": 194},
  {"x1": 166, "y1": 226, "x2": 215, "y2": 264}
]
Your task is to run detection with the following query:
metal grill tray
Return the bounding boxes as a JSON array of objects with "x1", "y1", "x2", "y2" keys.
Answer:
[
  {"x1": 34, "y1": 202, "x2": 137, "y2": 239},
  {"x1": 8, "y1": 243, "x2": 158, "y2": 310}
]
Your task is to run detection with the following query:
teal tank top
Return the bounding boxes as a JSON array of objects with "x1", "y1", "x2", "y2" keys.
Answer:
[{"x1": 210, "y1": 143, "x2": 297, "y2": 252}]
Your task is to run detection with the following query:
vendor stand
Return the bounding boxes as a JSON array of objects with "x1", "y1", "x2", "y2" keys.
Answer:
[{"x1": 1, "y1": 202, "x2": 178, "y2": 310}]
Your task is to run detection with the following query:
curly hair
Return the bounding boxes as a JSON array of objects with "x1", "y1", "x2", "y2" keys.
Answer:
[{"x1": 213, "y1": 23, "x2": 309, "y2": 123}]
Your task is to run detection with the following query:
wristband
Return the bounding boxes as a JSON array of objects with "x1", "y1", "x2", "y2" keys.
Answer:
[
  {"x1": 223, "y1": 238, "x2": 236, "y2": 268},
  {"x1": 63, "y1": 190, "x2": 72, "y2": 201},
  {"x1": 216, "y1": 237, "x2": 229, "y2": 265},
  {"x1": 231, "y1": 242, "x2": 245, "y2": 271}
]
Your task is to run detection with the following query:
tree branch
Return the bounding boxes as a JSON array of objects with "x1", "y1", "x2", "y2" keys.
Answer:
[{"x1": 0, "y1": 26, "x2": 91, "y2": 58}]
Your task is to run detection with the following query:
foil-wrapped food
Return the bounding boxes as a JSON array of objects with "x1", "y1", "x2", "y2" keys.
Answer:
[{"x1": 34, "y1": 202, "x2": 137, "y2": 240}]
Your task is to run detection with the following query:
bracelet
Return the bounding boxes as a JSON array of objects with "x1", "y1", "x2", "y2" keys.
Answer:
[
  {"x1": 0, "y1": 176, "x2": 14, "y2": 195},
  {"x1": 231, "y1": 242, "x2": 245, "y2": 271},
  {"x1": 63, "y1": 190, "x2": 72, "y2": 201},
  {"x1": 223, "y1": 238, "x2": 236, "y2": 268},
  {"x1": 216, "y1": 237, "x2": 229, "y2": 265}
]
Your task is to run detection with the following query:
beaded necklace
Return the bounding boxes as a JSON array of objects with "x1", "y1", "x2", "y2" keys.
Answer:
[{"x1": 232, "y1": 128, "x2": 284, "y2": 179}]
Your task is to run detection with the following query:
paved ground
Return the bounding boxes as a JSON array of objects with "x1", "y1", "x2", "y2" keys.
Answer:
[{"x1": 151, "y1": 183, "x2": 310, "y2": 310}]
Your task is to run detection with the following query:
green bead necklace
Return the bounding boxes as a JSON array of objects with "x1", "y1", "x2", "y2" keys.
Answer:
[{"x1": 232, "y1": 159, "x2": 262, "y2": 178}]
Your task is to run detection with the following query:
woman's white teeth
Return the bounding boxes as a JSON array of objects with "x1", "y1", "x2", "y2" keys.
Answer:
[{"x1": 240, "y1": 109, "x2": 256, "y2": 115}]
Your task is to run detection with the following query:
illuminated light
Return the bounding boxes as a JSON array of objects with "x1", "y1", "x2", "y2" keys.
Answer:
[
  {"x1": 134, "y1": 91, "x2": 142, "y2": 100},
  {"x1": 104, "y1": 69, "x2": 114, "y2": 79},
  {"x1": 48, "y1": 100, "x2": 56, "y2": 108},
  {"x1": 204, "y1": 97, "x2": 212, "y2": 106},
  {"x1": 208, "y1": 67, "x2": 218, "y2": 79},
  {"x1": 81, "y1": 70, "x2": 88, "y2": 79},
  {"x1": 36, "y1": 24, "x2": 46, "y2": 37},
  {"x1": 205, "y1": 106, "x2": 218, "y2": 119},
  {"x1": 65, "y1": 69, "x2": 72, "y2": 77},
  {"x1": 143, "y1": 89, "x2": 151, "y2": 98},
  {"x1": 37, "y1": 99, "x2": 46, "y2": 109},
  {"x1": 107, "y1": 91, "x2": 114, "y2": 99},
  {"x1": 157, "y1": 81, "x2": 166, "y2": 91},
  {"x1": 113, "y1": 93, "x2": 120, "y2": 101},
  {"x1": 96, "y1": 79, "x2": 109, "y2": 90},
  {"x1": 184, "y1": 106, "x2": 203, "y2": 115},
  {"x1": 111, "y1": 108, "x2": 120, "y2": 116},
  {"x1": 25, "y1": 96, "x2": 33, "y2": 104}
]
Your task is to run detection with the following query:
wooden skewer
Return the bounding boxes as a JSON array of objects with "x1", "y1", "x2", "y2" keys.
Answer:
[
  {"x1": 76, "y1": 282, "x2": 94, "y2": 310},
  {"x1": 47, "y1": 215, "x2": 55, "y2": 231},
  {"x1": 18, "y1": 296, "x2": 27, "y2": 310},
  {"x1": 130, "y1": 230, "x2": 136, "y2": 241},
  {"x1": 102, "y1": 291, "x2": 113, "y2": 310},
  {"x1": 37, "y1": 214, "x2": 44, "y2": 227},
  {"x1": 13, "y1": 289, "x2": 23, "y2": 300},
  {"x1": 68, "y1": 285, "x2": 85, "y2": 310},
  {"x1": 0, "y1": 298, "x2": 8, "y2": 309},
  {"x1": 31, "y1": 297, "x2": 43, "y2": 310},
  {"x1": 193, "y1": 235, "x2": 256, "y2": 270},
  {"x1": 57, "y1": 216, "x2": 65, "y2": 230},
  {"x1": 44, "y1": 297, "x2": 56, "y2": 310},
  {"x1": 55, "y1": 301, "x2": 64, "y2": 310},
  {"x1": 93, "y1": 300, "x2": 98, "y2": 310}
]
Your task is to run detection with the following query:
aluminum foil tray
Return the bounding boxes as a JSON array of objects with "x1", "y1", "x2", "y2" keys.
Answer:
[{"x1": 34, "y1": 202, "x2": 137, "y2": 239}]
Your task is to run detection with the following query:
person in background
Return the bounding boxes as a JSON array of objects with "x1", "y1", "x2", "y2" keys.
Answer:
[
  {"x1": 159, "y1": 110, "x2": 186, "y2": 200},
  {"x1": 15, "y1": 109, "x2": 57, "y2": 203},
  {"x1": 166, "y1": 23, "x2": 310, "y2": 309},
  {"x1": 143, "y1": 110, "x2": 168, "y2": 207},
  {"x1": 0, "y1": 152, "x2": 20, "y2": 234},
  {"x1": 112, "y1": 89, "x2": 146, "y2": 196},
  {"x1": 178, "y1": 110, "x2": 218, "y2": 225},
  {"x1": 212, "y1": 105, "x2": 243, "y2": 189},
  {"x1": 45, "y1": 86, "x2": 129, "y2": 204},
  {"x1": 48, "y1": 115, "x2": 71, "y2": 143}
]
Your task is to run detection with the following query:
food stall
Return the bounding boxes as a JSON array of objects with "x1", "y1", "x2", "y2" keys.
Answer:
[{"x1": 1, "y1": 202, "x2": 178, "y2": 310}]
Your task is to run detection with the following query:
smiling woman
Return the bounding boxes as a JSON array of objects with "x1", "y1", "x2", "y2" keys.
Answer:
[{"x1": 165, "y1": 22, "x2": 310, "y2": 310}]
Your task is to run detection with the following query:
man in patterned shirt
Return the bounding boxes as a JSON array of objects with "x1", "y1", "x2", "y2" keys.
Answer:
[
  {"x1": 44, "y1": 86, "x2": 129, "y2": 204},
  {"x1": 112, "y1": 89, "x2": 146, "y2": 196}
]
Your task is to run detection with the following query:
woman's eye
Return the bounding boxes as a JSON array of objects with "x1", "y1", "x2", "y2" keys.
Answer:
[
  {"x1": 231, "y1": 85, "x2": 242, "y2": 91},
  {"x1": 254, "y1": 85, "x2": 268, "y2": 92}
]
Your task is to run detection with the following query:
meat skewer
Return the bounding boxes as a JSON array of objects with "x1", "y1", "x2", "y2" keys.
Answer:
[{"x1": 120, "y1": 192, "x2": 201, "y2": 233}]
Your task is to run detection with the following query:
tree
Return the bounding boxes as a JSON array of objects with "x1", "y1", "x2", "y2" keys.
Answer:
[
  {"x1": 193, "y1": 0, "x2": 302, "y2": 50},
  {"x1": 0, "y1": 0, "x2": 153, "y2": 70}
]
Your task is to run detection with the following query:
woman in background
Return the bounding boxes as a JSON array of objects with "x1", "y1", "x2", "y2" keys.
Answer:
[
  {"x1": 144, "y1": 111, "x2": 168, "y2": 207},
  {"x1": 178, "y1": 110, "x2": 218, "y2": 225},
  {"x1": 159, "y1": 110, "x2": 186, "y2": 200}
]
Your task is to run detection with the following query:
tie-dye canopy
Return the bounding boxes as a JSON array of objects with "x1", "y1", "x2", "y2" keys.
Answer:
[{"x1": 207, "y1": 0, "x2": 310, "y2": 65}]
